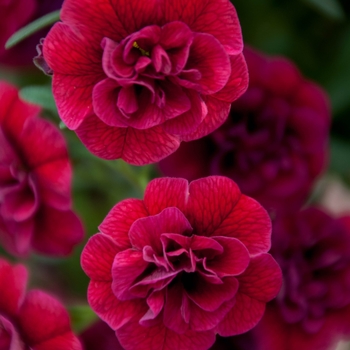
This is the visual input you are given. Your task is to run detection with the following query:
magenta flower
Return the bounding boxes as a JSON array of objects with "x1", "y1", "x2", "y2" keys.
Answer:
[
  {"x1": 0, "y1": 81, "x2": 84, "y2": 256},
  {"x1": 81, "y1": 176, "x2": 282, "y2": 350},
  {"x1": 0, "y1": 257, "x2": 82, "y2": 349},
  {"x1": 41, "y1": 0, "x2": 248, "y2": 165},
  {"x1": 252, "y1": 208, "x2": 350, "y2": 350},
  {"x1": 0, "y1": 0, "x2": 63, "y2": 66},
  {"x1": 159, "y1": 47, "x2": 330, "y2": 214}
]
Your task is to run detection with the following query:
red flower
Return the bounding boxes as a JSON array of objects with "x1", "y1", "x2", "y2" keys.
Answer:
[
  {"x1": 81, "y1": 176, "x2": 282, "y2": 350},
  {"x1": 252, "y1": 208, "x2": 350, "y2": 350},
  {"x1": 0, "y1": 257, "x2": 82, "y2": 350},
  {"x1": 159, "y1": 48, "x2": 330, "y2": 214},
  {"x1": 42, "y1": 0, "x2": 248, "y2": 165},
  {"x1": 0, "y1": 81, "x2": 84, "y2": 256}
]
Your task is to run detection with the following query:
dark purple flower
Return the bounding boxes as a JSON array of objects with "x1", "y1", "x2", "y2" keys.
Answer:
[
  {"x1": 251, "y1": 207, "x2": 350, "y2": 350},
  {"x1": 159, "y1": 47, "x2": 330, "y2": 214}
]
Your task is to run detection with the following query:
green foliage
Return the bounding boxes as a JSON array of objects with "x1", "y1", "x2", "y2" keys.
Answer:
[
  {"x1": 5, "y1": 10, "x2": 60, "y2": 49},
  {"x1": 69, "y1": 305, "x2": 98, "y2": 333},
  {"x1": 19, "y1": 85, "x2": 57, "y2": 115},
  {"x1": 301, "y1": 0, "x2": 345, "y2": 20}
]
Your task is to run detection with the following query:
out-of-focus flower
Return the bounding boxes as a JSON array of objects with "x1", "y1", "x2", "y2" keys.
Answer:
[
  {"x1": 81, "y1": 176, "x2": 282, "y2": 350},
  {"x1": 252, "y1": 207, "x2": 350, "y2": 350},
  {"x1": 0, "y1": 257, "x2": 82, "y2": 349},
  {"x1": 41, "y1": 0, "x2": 248, "y2": 165},
  {"x1": 159, "y1": 48, "x2": 330, "y2": 214},
  {"x1": 80, "y1": 320, "x2": 124, "y2": 350},
  {"x1": 0, "y1": 0, "x2": 63, "y2": 67},
  {"x1": 0, "y1": 81, "x2": 84, "y2": 256}
]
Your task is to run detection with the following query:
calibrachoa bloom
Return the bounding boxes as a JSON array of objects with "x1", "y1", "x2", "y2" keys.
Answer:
[
  {"x1": 252, "y1": 207, "x2": 350, "y2": 350},
  {"x1": 41, "y1": 0, "x2": 248, "y2": 165},
  {"x1": 0, "y1": 81, "x2": 84, "y2": 256},
  {"x1": 81, "y1": 176, "x2": 282, "y2": 350},
  {"x1": 159, "y1": 48, "x2": 330, "y2": 214},
  {"x1": 0, "y1": 0, "x2": 63, "y2": 66},
  {"x1": 0, "y1": 257, "x2": 82, "y2": 349}
]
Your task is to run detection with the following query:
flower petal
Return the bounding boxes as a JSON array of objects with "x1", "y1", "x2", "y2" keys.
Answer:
[
  {"x1": 165, "y1": 0, "x2": 243, "y2": 55},
  {"x1": 99, "y1": 198, "x2": 148, "y2": 250},
  {"x1": 18, "y1": 290, "x2": 72, "y2": 345},
  {"x1": 43, "y1": 23, "x2": 104, "y2": 129},
  {"x1": 129, "y1": 207, "x2": 192, "y2": 252},
  {"x1": 32, "y1": 333, "x2": 82, "y2": 350},
  {"x1": 88, "y1": 280, "x2": 146, "y2": 330},
  {"x1": 32, "y1": 206, "x2": 84, "y2": 256},
  {"x1": 206, "y1": 237, "x2": 250, "y2": 277},
  {"x1": 189, "y1": 297, "x2": 236, "y2": 332},
  {"x1": 213, "y1": 53, "x2": 249, "y2": 103},
  {"x1": 0, "y1": 259, "x2": 27, "y2": 317},
  {"x1": 61, "y1": 0, "x2": 128, "y2": 43},
  {"x1": 237, "y1": 254, "x2": 282, "y2": 302},
  {"x1": 187, "y1": 176, "x2": 241, "y2": 236},
  {"x1": 184, "y1": 33, "x2": 230, "y2": 95},
  {"x1": 181, "y1": 96, "x2": 231, "y2": 141},
  {"x1": 144, "y1": 177, "x2": 189, "y2": 215},
  {"x1": 163, "y1": 283, "x2": 190, "y2": 334},
  {"x1": 111, "y1": 250, "x2": 149, "y2": 300},
  {"x1": 76, "y1": 115, "x2": 181, "y2": 164},
  {"x1": 161, "y1": 90, "x2": 206, "y2": 136},
  {"x1": 186, "y1": 276, "x2": 238, "y2": 312},
  {"x1": 116, "y1": 319, "x2": 215, "y2": 350},
  {"x1": 212, "y1": 195, "x2": 271, "y2": 255},
  {"x1": 81, "y1": 234, "x2": 120, "y2": 281},
  {"x1": 216, "y1": 292, "x2": 266, "y2": 336}
]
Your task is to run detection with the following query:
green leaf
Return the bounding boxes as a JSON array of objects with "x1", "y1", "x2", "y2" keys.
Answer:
[
  {"x1": 19, "y1": 85, "x2": 57, "y2": 115},
  {"x1": 330, "y1": 137, "x2": 350, "y2": 178},
  {"x1": 301, "y1": 0, "x2": 345, "y2": 20},
  {"x1": 68, "y1": 305, "x2": 98, "y2": 333},
  {"x1": 5, "y1": 10, "x2": 60, "y2": 49}
]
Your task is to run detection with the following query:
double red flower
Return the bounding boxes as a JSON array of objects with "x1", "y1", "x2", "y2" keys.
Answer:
[
  {"x1": 82, "y1": 176, "x2": 281, "y2": 350},
  {"x1": 42, "y1": 0, "x2": 248, "y2": 165}
]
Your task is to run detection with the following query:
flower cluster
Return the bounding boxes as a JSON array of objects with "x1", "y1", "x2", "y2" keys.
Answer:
[
  {"x1": 1, "y1": 0, "x2": 346, "y2": 348},
  {"x1": 159, "y1": 48, "x2": 330, "y2": 214},
  {"x1": 41, "y1": 0, "x2": 248, "y2": 165},
  {"x1": 82, "y1": 176, "x2": 282, "y2": 350},
  {"x1": 0, "y1": 81, "x2": 83, "y2": 256}
]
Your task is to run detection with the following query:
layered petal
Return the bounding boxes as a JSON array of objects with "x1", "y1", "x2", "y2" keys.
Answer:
[
  {"x1": 116, "y1": 320, "x2": 216, "y2": 350},
  {"x1": 99, "y1": 198, "x2": 148, "y2": 250},
  {"x1": 187, "y1": 176, "x2": 241, "y2": 236}
]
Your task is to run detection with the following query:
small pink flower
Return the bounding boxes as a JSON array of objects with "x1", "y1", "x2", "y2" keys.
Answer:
[
  {"x1": 41, "y1": 0, "x2": 248, "y2": 165},
  {"x1": 0, "y1": 81, "x2": 84, "y2": 256},
  {"x1": 159, "y1": 47, "x2": 330, "y2": 214},
  {"x1": 0, "y1": 257, "x2": 82, "y2": 350},
  {"x1": 81, "y1": 176, "x2": 282, "y2": 350},
  {"x1": 252, "y1": 208, "x2": 350, "y2": 350}
]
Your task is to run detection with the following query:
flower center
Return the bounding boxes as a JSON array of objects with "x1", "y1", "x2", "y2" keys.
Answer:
[{"x1": 132, "y1": 41, "x2": 150, "y2": 57}]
